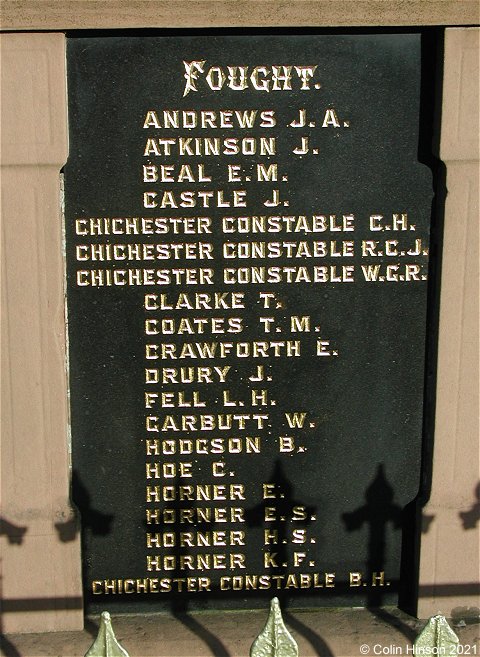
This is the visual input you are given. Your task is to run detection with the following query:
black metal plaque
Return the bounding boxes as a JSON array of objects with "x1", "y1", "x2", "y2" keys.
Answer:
[{"x1": 65, "y1": 33, "x2": 432, "y2": 614}]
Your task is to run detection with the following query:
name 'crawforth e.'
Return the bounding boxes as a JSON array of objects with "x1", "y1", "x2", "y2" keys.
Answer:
[{"x1": 145, "y1": 340, "x2": 301, "y2": 360}]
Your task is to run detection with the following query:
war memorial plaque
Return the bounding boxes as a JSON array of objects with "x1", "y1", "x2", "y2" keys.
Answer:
[{"x1": 64, "y1": 33, "x2": 433, "y2": 614}]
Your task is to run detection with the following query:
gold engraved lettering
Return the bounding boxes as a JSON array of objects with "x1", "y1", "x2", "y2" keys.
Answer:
[
  {"x1": 222, "y1": 214, "x2": 354, "y2": 234},
  {"x1": 75, "y1": 216, "x2": 212, "y2": 236},
  {"x1": 181, "y1": 63, "x2": 317, "y2": 96},
  {"x1": 145, "y1": 341, "x2": 300, "y2": 360},
  {"x1": 143, "y1": 108, "x2": 276, "y2": 129},
  {"x1": 145, "y1": 436, "x2": 261, "y2": 455},
  {"x1": 371, "y1": 571, "x2": 385, "y2": 586},
  {"x1": 91, "y1": 577, "x2": 212, "y2": 594},
  {"x1": 77, "y1": 267, "x2": 214, "y2": 287},
  {"x1": 145, "y1": 291, "x2": 245, "y2": 310},
  {"x1": 144, "y1": 391, "x2": 207, "y2": 408},
  {"x1": 218, "y1": 572, "x2": 338, "y2": 591},
  {"x1": 145, "y1": 365, "x2": 231, "y2": 385},
  {"x1": 146, "y1": 413, "x2": 269, "y2": 432},
  {"x1": 147, "y1": 552, "x2": 246, "y2": 571},
  {"x1": 325, "y1": 573, "x2": 336, "y2": 587},
  {"x1": 222, "y1": 240, "x2": 354, "y2": 259},
  {"x1": 145, "y1": 318, "x2": 243, "y2": 336},
  {"x1": 143, "y1": 163, "x2": 212, "y2": 183},
  {"x1": 76, "y1": 242, "x2": 213, "y2": 262},
  {"x1": 146, "y1": 507, "x2": 245, "y2": 524},
  {"x1": 146, "y1": 530, "x2": 245, "y2": 548},
  {"x1": 145, "y1": 483, "x2": 245, "y2": 502},
  {"x1": 264, "y1": 529, "x2": 278, "y2": 545},
  {"x1": 223, "y1": 265, "x2": 354, "y2": 284},
  {"x1": 146, "y1": 462, "x2": 192, "y2": 478},
  {"x1": 144, "y1": 137, "x2": 275, "y2": 157}
]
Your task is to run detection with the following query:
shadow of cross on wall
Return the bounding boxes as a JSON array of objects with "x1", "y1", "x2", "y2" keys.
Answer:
[
  {"x1": 245, "y1": 459, "x2": 316, "y2": 603},
  {"x1": 144, "y1": 472, "x2": 233, "y2": 657},
  {"x1": 145, "y1": 470, "x2": 209, "y2": 614},
  {"x1": 342, "y1": 463, "x2": 403, "y2": 607},
  {"x1": 0, "y1": 517, "x2": 27, "y2": 545},
  {"x1": 459, "y1": 482, "x2": 480, "y2": 530},
  {"x1": 56, "y1": 470, "x2": 114, "y2": 543}
]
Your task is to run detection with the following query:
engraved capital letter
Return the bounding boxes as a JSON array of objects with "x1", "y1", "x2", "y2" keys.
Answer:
[
  {"x1": 183, "y1": 60, "x2": 206, "y2": 97},
  {"x1": 293, "y1": 136, "x2": 309, "y2": 154}
]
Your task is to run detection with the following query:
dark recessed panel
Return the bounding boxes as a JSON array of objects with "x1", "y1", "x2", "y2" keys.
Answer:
[{"x1": 65, "y1": 34, "x2": 432, "y2": 614}]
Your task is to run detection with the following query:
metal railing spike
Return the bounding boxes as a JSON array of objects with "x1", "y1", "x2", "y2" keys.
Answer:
[
  {"x1": 84, "y1": 611, "x2": 130, "y2": 657},
  {"x1": 414, "y1": 614, "x2": 459, "y2": 654},
  {"x1": 250, "y1": 597, "x2": 299, "y2": 657}
]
